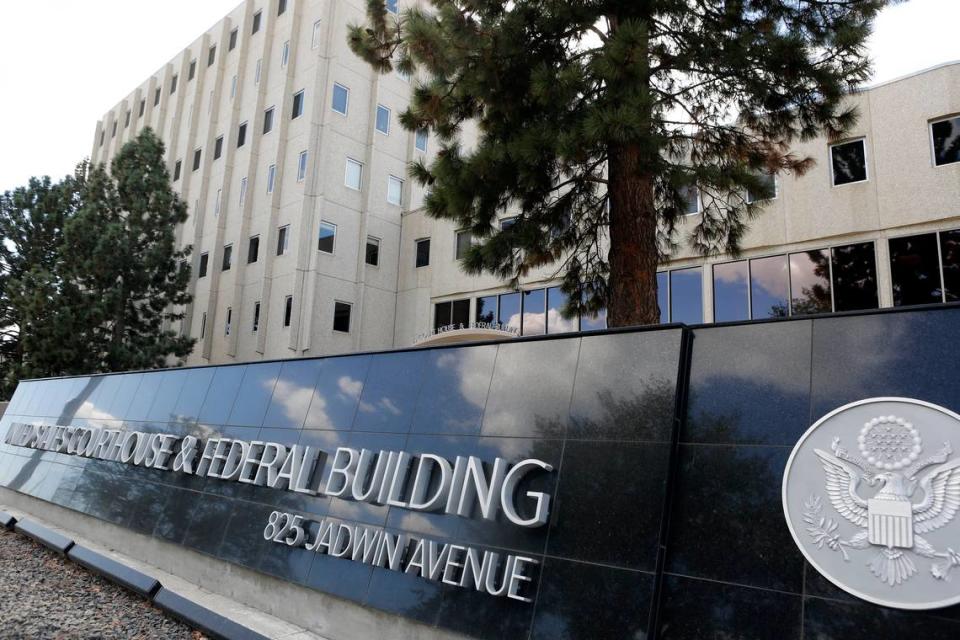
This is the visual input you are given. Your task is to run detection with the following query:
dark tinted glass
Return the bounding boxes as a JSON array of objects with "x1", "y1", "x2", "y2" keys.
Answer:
[
  {"x1": 932, "y1": 116, "x2": 960, "y2": 166},
  {"x1": 333, "y1": 302, "x2": 351, "y2": 333},
  {"x1": 229, "y1": 28, "x2": 237, "y2": 50},
  {"x1": 198, "y1": 366, "x2": 246, "y2": 424},
  {"x1": 433, "y1": 302, "x2": 451, "y2": 330},
  {"x1": 214, "y1": 136, "x2": 223, "y2": 159},
  {"x1": 941, "y1": 229, "x2": 960, "y2": 302},
  {"x1": 789, "y1": 249, "x2": 831, "y2": 315},
  {"x1": 411, "y1": 345, "x2": 498, "y2": 435},
  {"x1": 889, "y1": 233, "x2": 942, "y2": 306},
  {"x1": 251, "y1": 10, "x2": 261, "y2": 33},
  {"x1": 415, "y1": 239, "x2": 430, "y2": 267},
  {"x1": 173, "y1": 161, "x2": 181, "y2": 181},
  {"x1": 451, "y1": 299, "x2": 469, "y2": 327},
  {"x1": 291, "y1": 91, "x2": 303, "y2": 118},
  {"x1": 354, "y1": 351, "x2": 426, "y2": 432},
  {"x1": 198, "y1": 253, "x2": 208, "y2": 278},
  {"x1": 712, "y1": 261, "x2": 749, "y2": 322},
  {"x1": 831, "y1": 139, "x2": 867, "y2": 185},
  {"x1": 831, "y1": 242, "x2": 878, "y2": 311},
  {"x1": 546, "y1": 287, "x2": 576, "y2": 333},
  {"x1": 475, "y1": 295, "x2": 497, "y2": 324},
  {"x1": 226, "y1": 363, "x2": 281, "y2": 426},
  {"x1": 247, "y1": 236, "x2": 259, "y2": 263},
  {"x1": 499, "y1": 292, "x2": 521, "y2": 332},
  {"x1": 670, "y1": 268, "x2": 702, "y2": 324},
  {"x1": 237, "y1": 122, "x2": 247, "y2": 147},
  {"x1": 521, "y1": 289, "x2": 545, "y2": 335},
  {"x1": 263, "y1": 360, "x2": 324, "y2": 429},
  {"x1": 263, "y1": 108, "x2": 274, "y2": 134},
  {"x1": 365, "y1": 238, "x2": 379, "y2": 265},
  {"x1": 303, "y1": 356, "x2": 371, "y2": 429},
  {"x1": 747, "y1": 172, "x2": 776, "y2": 203},
  {"x1": 657, "y1": 271, "x2": 669, "y2": 322},
  {"x1": 318, "y1": 224, "x2": 335, "y2": 253},
  {"x1": 750, "y1": 254, "x2": 789, "y2": 318},
  {"x1": 221, "y1": 245, "x2": 232, "y2": 270},
  {"x1": 192, "y1": 148, "x2": 200, "y2": 170}
]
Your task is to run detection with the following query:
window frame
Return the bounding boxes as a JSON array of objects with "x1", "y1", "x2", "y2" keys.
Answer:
[
  {"x1": 929, "y1": 114, "x2": 960, "y2": 168},
  {"x1": 297, "y1": 151, "x2": 309, "y2": 182},
  {"x1": 247, "y1": 235, "x2": 260, "y2": 264},
  {"x1": 251, "y1": 10, "x2": 262, "y2": 34},
  {"x1": 237, "y1": 121, "x2": 248, "y2": 148},
  {"x1": 387, "y1": 175, "x2": 404, "y2": 206},
  {"x1": 454, "y1": 230, "x2": 473, "y2": 260},
  {"x1": 198, "y1": 252, "x2": 209, "y2": 278},
  {"x1": 366, "y1": 236, "x2": 381, "y2": 267},
  {"x1": 262, "y1": 106, "x2": 275, "y2": 134},
  {"x1": 344, "y1": 158, "x2": 363, "y2": 190},
  {"x1": 375, "y1": 104, "x2": 391, "y2": 135},
  {"x1": 277, "y1": 224, "x2": 290, "y2": 256},
  {"x1": 291, "y1": 90, "x2": 305, "y2": 119},
  {"x1": 331, "y1": 83, "x2": 349, "y2": 115},
  {"x1": 746, "y1": 173, "x2": 778, "y2": 204},
  {"x1": 283, "y1": 295, "x2": 293, "y2": 327},
  {"x1": 213, "y1": 135, "x2": 224, "y2": 160},
  {"x1": 415, "y1": 238, "x2": 431, "y2": 268},
  {"x1": 318, "y1": 221, "x2": 337, "y2": 254},
  {"x1": 281, "y1": 40, "x2": 290, "y2": 67},
  {"x1": 332, "y1": 301, "x2": 352, "y2": 333},
  {"x1": 252, "y1": 301, "x2": 261, "y2": 332},
  {"x1": 192, "y1": 148, "x2": 202, "y2": 171},
  {"x1": 415, "y1": 128, "x2": 428, "y2": 153},
  {"x1": 224, "y1": 307, "x2": 232, "y2": 336},
  {"x1": 221, "y1": 244, "x2": 233, "y2": 271},
  {"x1": 829, "y1": 137, "x2": 869, "y2": 187},
  {"x1": 229, "y1": 28, "x2": 238, "y2": 51},
  {"x1": 267, "y1": 163, "x2": 277, "y2": 193},
  {"x1": 888, "y1": 228, "x2": 954, "y2": 306},
  {"x1": 311, "y1": 20, "x2": 323, "y2": 50}
]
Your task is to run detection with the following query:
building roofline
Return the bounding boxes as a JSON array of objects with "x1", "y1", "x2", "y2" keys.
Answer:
[{"x1": 866, "y1": 59, "x2": 960, "y2": 91}]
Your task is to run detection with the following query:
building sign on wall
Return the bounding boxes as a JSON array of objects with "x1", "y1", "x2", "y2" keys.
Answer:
[
  {"x1": 4, "y1": 421, "x2": 552, "y2": 602},
  {"x1": 783, "y1": 397, "x2": 960, "y2": 610}
]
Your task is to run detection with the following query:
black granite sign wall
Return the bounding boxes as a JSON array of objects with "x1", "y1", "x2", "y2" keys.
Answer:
[{"x1": 2, "y1": 304, "x2": 960, "y2": 639}]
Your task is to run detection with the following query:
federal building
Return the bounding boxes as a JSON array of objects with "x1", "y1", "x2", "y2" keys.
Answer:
[{"x1": 89, "y1": 0, "x2": 960, "y2": 364}]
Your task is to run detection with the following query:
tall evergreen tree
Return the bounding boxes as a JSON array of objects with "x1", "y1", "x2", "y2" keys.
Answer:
[
  {"x1": 349, "y1": 0, "x2": 891, "y2": 325},
  {"x1": 0, "y1": 174, "x2": 87, "y2": 394},
  {"x1": 64, "y1": 129, "x2": 195, "y2": 371}
]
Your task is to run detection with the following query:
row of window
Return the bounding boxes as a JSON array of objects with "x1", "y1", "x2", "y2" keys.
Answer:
[
  {"x1": 330, "y1": 82, "x2": 428, "y2": 152},
  {"x1": 198, "y1": 296, "x2": 353, "y2": 340},
  {"x1": 434, "y1": 288, "x2": 608, "y2": 336}
]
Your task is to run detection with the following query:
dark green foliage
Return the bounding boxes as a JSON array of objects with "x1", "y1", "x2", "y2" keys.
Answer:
[{"x1": 348, "y1": 0, "x2": 892, "y2": 325}]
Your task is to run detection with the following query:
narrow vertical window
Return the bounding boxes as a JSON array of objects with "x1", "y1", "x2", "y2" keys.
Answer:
[
  {"x1": 366, "y1": 237, "x2": 380, "y2": 266},
  {"x1": 283, "y1": 296, "x2": 293, "y2": 327},
  {"x1": 415, "y1": 128, "x2": 428, "y2": 152},
  {"x1": 248, "y1": 235, "x2": 259, "y2": 263},
  {"x1": 312, "y1": 20, "x2": 322, "y2": 49},
  {"x1": 154, "y1": 87, "x2": 161, "y2": 106},
  {"x1": 222, "y1": 244, "x2": 233, "y2": 271},
  {"x1": 281, "y1": 41, "x2": 290, "y2": 67},
  {"x1": 192, "y1": 148, "x2": 202, "y2": 171},
  {"x1": 229, "y1": 28, "x2": 238, "y2": 51},
  {"x1": 188, "y1": 60, "x2": 196, "y2": 81},
  {"x1": 267, "y1": 164, "x2": 277, "y2": 193},
  {"x1": 214, "y1": 135, "x2": 224, "y2": 160},
  {"x1": 252, "y1": 10, "x2": 262, "y2": 34},
  {"x1": 387, "y1": 175, "x2": 403, "y2": 205},
  {"x1": 297, "y1": 151, "x2": 308, "y2": 182},
  {"x1": 225, "y1": 307, "x2": 232, "y2": 336},
  {"x1": 455, "y1": 230, "x2": 472, "y2": 260},
  {"x1": 277, "y1": 225, "x2": 290, "y2": 255},
  {"x1": 415, "y1": 238, "x2": 430, "y2": 267},
  {"x1": 198, "y1": 252, "x2": 209, "y2": 278},
  {"x1": 99, "y1": 130, "x2": 105, "y2": 147},
  {"x1": 230, "y1": 75, "x2": 238, "y2": 99},
  {"x1": 124, "y1": 111, "x2": 130, "y2": 128},
  {"x1": 345, "y1": 158, "x2": 363, "y2": 190},
  {"x1": 208, "y1": 45, "x2": 216, "y2": 66},
  {"x1": 278, "y1": 0, "x2": 287, "y2": 16},
  {"x1": 239, "y1": 177, "x2": 248, "y2": 207},
  {"x1": 139, "y1": 99, "x2": 145, "y2": 117},
  {"x1": 237, "y1": 122, "x2": 247, "y2": 148},
  {"x1": 679, "y1": 185, "x2": 700, "y2": 215},
  {"x1": 254, "y1": 58, "x2": 262, "y2": 84},
  {"x1": 291, "y1": 90, "x2": 304, "y2": 119},
  {"x1": 318, "y1": 222, "x2": 336, "y2": 254},
  {"x1": 214, "y1": 188, "x2": 222, "y2": 216},
  {"x1": 333, "y1": 302, "x2": 351, "y2": 333},
  {"x1": 375, "y1": 105, "x2": 391, "y2": 134},
  {"x1": 173, "y1": 160, "x2": 182, "y2": 181},
  {"x1": 331, "y1": 83, "x2": 349, "y2": 115},
  {"x1": 112, "y1": 121, "x2": 117, "y2": 138},
  {"x1": 263, "y1": 107, "x2": 275, "y2": 134},
  {"x1": 252, "y1": 301, "x2": 260, "y2": 332},
  {"x1": 200, "y1": 312, "x2": 207, "y2": 338}
]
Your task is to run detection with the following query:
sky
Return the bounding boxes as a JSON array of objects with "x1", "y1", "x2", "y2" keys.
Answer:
[{"x1": 0, "y1": 0, "x2": 957, "y2": 193}]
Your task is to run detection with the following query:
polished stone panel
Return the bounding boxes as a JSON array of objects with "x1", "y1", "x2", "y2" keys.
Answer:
[
  {"x1": 227, "y1": 363, "x2": 282, "y2": 427},
  {"x1": 803, "y1": 596, "x2": 960, "y2": 639},
  {"x1": 262, "y1": 359, "x2": 324, "y2": 430},
  {"x1": 303, "y1": 355, "x2": 371, "y2": 430},
  {"x1": 353, "y1": 351, "x2": 426, "y2": 433},
  {"x1": 410, "y1": 345, "x2": 497, "y2": 436}
]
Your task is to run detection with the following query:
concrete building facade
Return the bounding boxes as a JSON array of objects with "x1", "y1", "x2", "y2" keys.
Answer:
[{"x1": 90, "y1": 0, "x2": 960, "y2": 365}]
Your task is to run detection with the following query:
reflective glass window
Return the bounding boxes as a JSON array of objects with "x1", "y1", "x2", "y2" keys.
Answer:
[
  {"x1": 657, "y1": 271, "x2": 669, "y2": 323},
  {"x1": 750, "y1": 254, "x2": 789, "y2": 318},
  {"x1": 547, "y1": 287, "x2": 577, "y2": 334},
  {"x1": 580, "y1": 307, "x2": 606, "y2": 332},
  {"x1": 890, "y1": 233, "x2": 943, "y2": 306},
  {"x1": 942, "y1": 229, "x2": 960, "y2": 302},
  {"x1": 831, "y1": 242, "x2": 878, "y2": 311},
  {"x1": 747, "y1": 173, "x2": 777, "y2": 203},
  {"x1": 455, "y1": 230, "x2": 472, "y2": 260},
  {"x1": 333, "y1": 302, "x2": 351, "y2": 333},
  {"x1": 332, "y1": 83, "x2": 349, "y2": 115},
  {"x1": 522, "y1": 289, "x2": 546, "y2": 335},
  {"x1": 931, "y1": 116, "x2": 960, "y2": 167},
  {"x1": 415, "y1": 238, "x2": 430, "y2": 267},
  {"x1": 789, "y1": 250, "x2": 831, "y2": 315},
  {"x1": 499, "y1": 292, "x2": 522, "y2": 332},
  {"x1": 670, "y1": 267, "x2": 703, "y2": 324},
  {"x1": 375, "y1": 105, "x2": 390, "y2": 134},
  {"x1": 830, "y1": 139, "x2": 867, "y2": 185},
  {"x1": 475, "y1": 295, "x2": 497, "y2": 324},
  {"x1": 680, "y1": 185, "x2": 700, "y2": 214},
  {"x1": 712, "y1": 260, "x2": 749, "y2": 322}
]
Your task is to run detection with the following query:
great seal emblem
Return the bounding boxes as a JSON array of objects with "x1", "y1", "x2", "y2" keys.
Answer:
[{"x1": 783, "y1": 397, "x2": 960, "y2": 610}]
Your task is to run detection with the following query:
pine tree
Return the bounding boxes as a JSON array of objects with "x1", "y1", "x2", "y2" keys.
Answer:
[
  {"x1": 349, "y1": 0, "x2": 890, "y2": 325},
  {"x1": 64, "y1": 129, "x2": 195, "y2": 371}
]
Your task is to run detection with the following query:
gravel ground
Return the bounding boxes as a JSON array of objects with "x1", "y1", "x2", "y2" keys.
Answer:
[{"x1": 0, "y1": 527, "x2": 204, "y2": 639}]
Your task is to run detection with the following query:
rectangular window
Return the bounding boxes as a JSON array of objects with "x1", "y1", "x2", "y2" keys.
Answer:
[
  {"x1": 124, "y1": 110, "x2": 130, "y2": 128},
  {"x1": 277, "y1": 225, "x2": 290, "y2": 255},
  {"x1": 192, "y1": 148, "x2": 202, "y2": 171},
  {"x1": 267, "y1": 164, "x2": 277, "y2": 193},
  {"x1": 263, "y1": 107, "x2": 275, "y2": 134},
  {"x1": 476, "y1": 295, "x2": 497, "y2": 324},
  {"x1": 712, "y1": 260, "x2": 749, "y2": 322},
  {"x1": 278, "y1": 0, "x2": 287, "y2": 15},
  {"x1": 297, "y1": 151, "x2": 308, "y2": 182},
  {"x1": 318, "y1": 221, "x2": 336, "y2": 254},
  {"x1": 455, "y1": 230, "x2": 472, "y2": 260},
  {"x1": 237, "y1": 122, "x2": 247, "y2": 147},
  {"x1": 255, "y1": 58, "x2": 262, "y2": 84},
  {"x1": 830, "y1": 139, "x2": 868, "y2": 186},
  {"x1": 931, "y1": 116, "x2": 960, "y2": 167},
  {"x1": 500, "y1": 217, "x2": 517, "y2": 231},
  {"x1": 188, "y1": 60, "x2": 196, "y2": 81},
  {"x1": 99, "y1": 130, "x2": 104, "y2": 147},
  {"x1": 943, "y1": 229, "x2": 960, "y2": 302},
  {"x1": 580, "y1": 305, "x2": 608, "y2": 332},
  {"x1": 139, "y1": 99, "x2": 145, "y2": 117},
  {"x1": 154, "y1": 87, "x2": 161, "y2": 106},
  {"x1": 546, "y1": 287, "x2": 576, "y2": 333},
  {"x1": 747, "y1": 173, "x2": 777, "y2": 203},
  {"x1": 214, "y1": 188, "x2": 222, "y2": 216},
  {"x1": 333, "y1": 302, "x2": 352, "y2": 333},
  {"x1": 222, "y1": 244, "x2": 233, "y2": 271},
  {"x1": 248, "y1": 235, "x2": 259, "y2": 263},
  {"x1": 239, "y1": 176, "x2": 248, "y2": 207},
  {"x1": 831, "y1": 242, "x2": 877, "y2": 311},
  {"x1": 229, "y1": 28, "x2": 238, "y2": 51},
  {"x1": 312, "y1": 20, "x2": 322, "y2": 49},
  {"x1": 345, "y1": 158, "x2": 363, "y2": 190},
  {"x1": 890, "y1": 232, "x2": 943, "y2": 307},
  {"x1": 434, "y1": 299, "x2": 470, "y2": 331},
  {"x1": 386, "y1": 0, "x2": 398, "y2": 14},
  {"x1": 225, "y1": 307, "x2": 232, "y2": 336},
  {"x1": 415, "y1": 238, "x2": 430, "y2": 267},
  {"x1": 112, "y1": 121, "x2": 117, "y2": 138},
  {"x1": 198, "y1": 252, "x2": 209, "y2": 278},
  {"x1": 680, "y1": 185, "x2": 700, "y2": 215},
  {"x1": 230, "y1": 75, "x2": 238, "y2": 99},
  {"x1": 669, "y1": 267, "x2": 703, "y2": 324},
  {"x1": 789, "y1": 249, "x2": 831, "y2": 315},
  {"x1": 200, "y1": 312, "x2": 207, "y2": 338},
  {"x1": 281, "y1": 41, "x2": 290, "y2": 67},
  {"x1": 283, "y1": 296, "x2": 293, "y2": 327},
  {"x1": 332, "y1": 83, "x2": 349, "y2": 115},
  {"x1": 252, "y1": 10, "x2": 262, "y2": 34},
  {"x1": 750, "y1": 254, "x2": 790, "y2": 318},
  {"x1": 214, "y1": 135, "x2": 224, "y2": 160},
  {"x1": 291, "y1": 90, "x2": 304, "y2": 118},
  {"x1": 375, "y1": 105, "x2": 390, "y2": 134},
  {"x1": 173, "y1": 160, "x2": 182, "y2": 181},
  {"x1": 365, "y1": 237, "x2": 380, "y2": 266},
  {"x1": 415, "y1": 128, "x2": 428, "y2": 152},
  {"x1": 208, "y1": 45, "x2": 216, "y2": 66},
  {"x1": 522, "y1": 289, "x2": 546, "y2": 336},
  {"x1": 498, "y1": 293, "x2": 521, "y2": 332},
  {"x1": 387, "y1": 175, "x2": 403, "y2": 205},
  {"x1": 252, "y1": 301, "x2": 260, "y2": 332}
]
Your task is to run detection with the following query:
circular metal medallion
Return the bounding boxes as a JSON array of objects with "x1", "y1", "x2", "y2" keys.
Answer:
[{"x1": 783, "y1": 397, "x2": 960, "y2": 610}]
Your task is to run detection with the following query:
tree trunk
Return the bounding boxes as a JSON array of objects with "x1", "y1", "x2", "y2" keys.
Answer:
[{"x1": 606, "y1": 142, "x2": 661, "y2": 327}]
